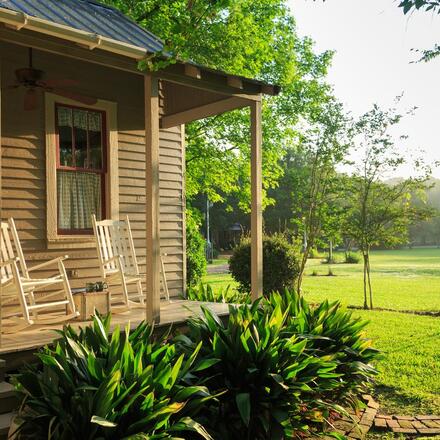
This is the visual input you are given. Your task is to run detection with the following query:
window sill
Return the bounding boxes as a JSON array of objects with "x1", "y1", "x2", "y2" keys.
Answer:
[{"x1": 47, "y1": 236, "x2": 96, "y2": 250}]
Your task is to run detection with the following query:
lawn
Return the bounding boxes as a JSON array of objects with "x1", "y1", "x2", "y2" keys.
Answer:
[
  {"x1": 203, "y1": 248, "x2": 440, "y2": 415},
  {"x1": 303, "y1": 248, "x2": 440, "y2": 312}
]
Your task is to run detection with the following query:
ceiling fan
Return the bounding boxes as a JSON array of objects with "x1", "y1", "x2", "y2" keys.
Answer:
[{"x1": 2, "y1": 48, "x2": 98, "y2": 111}]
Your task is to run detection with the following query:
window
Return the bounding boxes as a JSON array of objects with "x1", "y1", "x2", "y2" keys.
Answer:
[{"x1": 55, "y1": 105, "x2": 107, "y2": 234}]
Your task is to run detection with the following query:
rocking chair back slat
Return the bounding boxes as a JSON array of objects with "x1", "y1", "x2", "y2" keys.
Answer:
[
  {"x1": 92, "y1": 215, "x2": 170, "y2": 308},
  {"x1": 1, "y1": 219, "x2": 28, "y2": 284}
]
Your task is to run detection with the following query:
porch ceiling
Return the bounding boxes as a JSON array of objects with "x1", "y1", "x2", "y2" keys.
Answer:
[
  {"x1": 160, "y1": 81, "x2": 250, "y2": 129},
  {"x1": 0, "y1": 13, "x2": 280, "y2": 130}
]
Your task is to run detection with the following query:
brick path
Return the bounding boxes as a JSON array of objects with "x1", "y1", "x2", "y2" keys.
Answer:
[
  {"x1": 374, "y1": 414, "x2": 440, "y2": 436},
  {"x1": 328, "y1": 395, "x2": 440, "y2": 439},
  {"x1": 331, "y1": 395, "x2": 379, "y2": 439}
]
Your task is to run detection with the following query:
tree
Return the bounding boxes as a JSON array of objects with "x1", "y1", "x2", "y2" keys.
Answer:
[
  {"x1": 399, "y1": 0, "x2": 440, "y2": 62},
  {"x1": 344, "y1": 102, "x2": 433, "y2": 310},
  {"x1": 103, "y1": 0, "x2": 336, "y2": 210},
  {"x1": 293, "y1": 101, "x2": 351, "y2": 291}
]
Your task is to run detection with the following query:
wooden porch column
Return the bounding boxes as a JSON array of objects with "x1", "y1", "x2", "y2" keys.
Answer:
[
  {"x1": 0, "y1": 55, "x2": 2, "y2": 346},
  {"x1": 250, "y1": 99, "x2": 263, "y2": 300},
  {"x1": 144, "y1": 75, "x2": 161, "y2": 323}
]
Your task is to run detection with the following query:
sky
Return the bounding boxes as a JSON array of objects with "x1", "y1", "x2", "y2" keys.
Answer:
[{"x1": 289, "y1": 0, "x2": 440, "y2": 177}]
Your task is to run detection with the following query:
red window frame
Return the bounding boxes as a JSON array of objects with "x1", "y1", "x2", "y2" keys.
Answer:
[{"x1": 55, "y1": 103, "x2": 107, "y2": 235}]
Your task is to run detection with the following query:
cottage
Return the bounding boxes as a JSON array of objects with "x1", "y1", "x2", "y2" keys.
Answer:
[{"x1": 0, "y1": 0, "x2": 279, "y2": 355}]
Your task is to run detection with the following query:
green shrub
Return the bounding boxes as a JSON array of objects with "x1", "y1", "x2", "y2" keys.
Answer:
[
  {"x1": 229, "y1": 234, "x2": 300, "y2": 295},
  {"x1": 177, "y1": 302, "x2": 343, "y2": 440},
  {"x1": 186, "y1": 282, "x2": 250, "y2": 304},
  {"x1": 14, "y1": 315, "x2": 214, "y2": 440},
  {"x1": 264, "y1": 290, "x2": 380, "y2": 406},
  {"x1": 344, "y1": 252, "x2": 361, "y2": 264},
  {"x1": 187, "y1": 210, "x2": 207, "y2": 287},
  {"x1": 308, "y1": 248, "x2": 324, "y2": 259},
  {"x1": 322, "y1": 255, "x2": 341, "y2": 264}
]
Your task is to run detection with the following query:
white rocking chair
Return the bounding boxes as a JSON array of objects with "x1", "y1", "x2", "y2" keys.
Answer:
[
  {"x1": 0, "y1": 218, "x2": 78, "y2": 329},
  {"x1": 92, "y1": 215, "x2": 170, "y2": 309}
]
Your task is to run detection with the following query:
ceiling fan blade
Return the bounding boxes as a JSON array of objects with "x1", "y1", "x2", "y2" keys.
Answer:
[
  {"x1": 1, "y1": 84, "x2": 20, "y2": 91},
  {"x1": 24, "y1": 89, "x2": 38, "y2": 111},
  {"x1": 38, "y1": 79, "x2": 79, "y2": 88},
  {"x1": 51, "y1": 88, "x2": 97, "y2": 106}
]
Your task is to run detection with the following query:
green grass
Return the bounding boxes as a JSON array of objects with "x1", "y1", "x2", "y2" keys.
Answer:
[
  {"x1": 356, "y1": 309, "x2": 440, "y2": 415},
  {"x1": 303, "y1": 248, "x2": 440, "y2": 312},
  {"x1": 207, "y1": 258, "x2": 229, "y2": 266},
  {"x1": 202, "y1": 248, "x2": 440, "y2": 415}
]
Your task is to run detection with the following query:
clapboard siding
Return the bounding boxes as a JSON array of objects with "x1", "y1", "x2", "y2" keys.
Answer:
[{"x1": 0, "y1": 41, "x2": 186, "y2": 298}]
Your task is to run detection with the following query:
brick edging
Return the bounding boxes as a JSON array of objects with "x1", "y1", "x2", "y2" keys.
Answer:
[
  {"x1": 329, "y1": 394, "x2": 440, "y2": 439},
  {"x1": 332, "y1": 394, "x2": 379, "y2": 439},
  {"x1": 374, "y1": 414, "x2": 440, "y2": 436}
]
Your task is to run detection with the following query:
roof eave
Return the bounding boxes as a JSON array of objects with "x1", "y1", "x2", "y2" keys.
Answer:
[
  {"x1": 0, "y1": 6, "x2": 148, "y2": 60},
  {"x1": 0, "y1": 6, "x2": 281, "y2": 97}
]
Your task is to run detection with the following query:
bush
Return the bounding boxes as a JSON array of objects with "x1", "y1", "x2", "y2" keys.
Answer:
[
  {"x1": 178, "y1": 302, "x2": 342, "y2": 439},
  {"x1": 186, "y1": 282, "x2": 250, "y2": 304},
  {"x1": 229, "y1": 234, "x2": 300, "y2": 295},
  {"x1": 12, "y1": 293, "x2": 380, "y2": 439},
  {"x1": 264, "y1": 290, "x2": 380, "y2": 405},
  {"x1": 344, "y1": 252, "x2": 361, "y2": 264},
  {"x1": 14, "y1": 315, "x2": 214, "y2": 439},
  {"x1": 322, "y1": 255, "x2": 341, "y2": 264},
  {"x1": 186, "y1": 210, "x2": 207, "y2": 287},
  {"x1": 308, "y1": 248, "x2": 324, "y2": 259}
]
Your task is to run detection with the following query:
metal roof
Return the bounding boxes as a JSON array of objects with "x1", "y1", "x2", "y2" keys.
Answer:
[{"x1": 0, "y1": 0, "x2": 164, "y2": 52}]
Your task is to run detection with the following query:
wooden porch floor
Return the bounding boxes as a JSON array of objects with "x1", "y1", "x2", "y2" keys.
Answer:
[{"x1": 0, "y1": 300, "x2": 230, "y2": 356}]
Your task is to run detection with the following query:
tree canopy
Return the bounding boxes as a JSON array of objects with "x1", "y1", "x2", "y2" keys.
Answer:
[
  {"x1": 102, "y1": 0, "x2": 336, "y2": 211},
  {"x1": 399, "y1": 0, "x2": 440, "y2": 61}
]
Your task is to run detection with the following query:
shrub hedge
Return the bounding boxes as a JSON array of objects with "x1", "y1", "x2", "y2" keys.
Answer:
[
  {"x1": 186, "y1": 210, "x2": 207, "y2": 287},
  {"x1": 345, "y1": 252, "x2": 361, "y2": 264},
  {"x1": 229, "y1": 234, "x2": 300, "y2": 295}
]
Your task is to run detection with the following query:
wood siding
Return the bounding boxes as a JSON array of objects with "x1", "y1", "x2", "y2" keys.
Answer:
[{"x1": 0, "y1": 41, "x2": 185, "y2": 298}]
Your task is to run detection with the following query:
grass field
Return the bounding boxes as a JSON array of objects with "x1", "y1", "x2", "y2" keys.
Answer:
[
  {"x1": 203, "y1": 248, "x2": 440, "y2": 416},
  {"x1": 303, "y1": 248, "x2": 440, "y2": 312}
]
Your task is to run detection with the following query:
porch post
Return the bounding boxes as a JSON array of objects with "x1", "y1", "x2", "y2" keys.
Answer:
[
  {"x1": 250, "y1": 99, "x2": 263, "y2": 300},
  {"x1": 0, "y1": 55, "x2": 2, "y2": 346},
  {"x1": 144, "y1": 74, "x2": 161, "y2": 323}
]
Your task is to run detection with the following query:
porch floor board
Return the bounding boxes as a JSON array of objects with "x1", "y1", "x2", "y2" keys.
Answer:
[{"x1": 0, "y1": 300, "x2": 230, "y2": 355}]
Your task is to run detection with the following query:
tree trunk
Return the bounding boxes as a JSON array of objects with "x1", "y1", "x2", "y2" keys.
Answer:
[
  {"x1": 366, "y1": 250, "x2": 373, "y2": 309},
  {"x1": 362, "y1": 252, "x2": 369, "y2": 309},
  {"x1": 329, "y1": 239, "x2": 333, "y2": 263},
  {"x1": 296, "y1": 249, "x2": 308, "y2": 294}
]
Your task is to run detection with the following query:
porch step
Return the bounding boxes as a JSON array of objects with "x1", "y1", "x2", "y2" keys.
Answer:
[
  {"x1": 0, "y1": 412, "x2": 15, "y2": 440},
  {"x1": 0, "y1": 382, "x2": 19, "y2": 415}
]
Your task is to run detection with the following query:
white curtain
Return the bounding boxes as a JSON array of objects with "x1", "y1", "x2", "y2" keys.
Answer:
[{"x1": 57, "y1": 171, "x2": 102, "y2": 230}]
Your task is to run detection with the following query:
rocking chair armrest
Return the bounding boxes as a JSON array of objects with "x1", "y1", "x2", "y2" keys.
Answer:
[
  {"x1": 103, "y1": 255, "x2": 123, "y2": 265},
  {"x1": 0, "y1": 257, "x2": 19, "y2": 268},
  {"x1": 28, "y1": 255, "x2": 69, "y2": 272}
]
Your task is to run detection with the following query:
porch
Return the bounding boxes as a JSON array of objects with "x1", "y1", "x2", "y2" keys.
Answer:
[
  {"x1": 0, "y1": 299, "x2": 229, "y2": 364},
  {"x1": 0, "y1": 5, "x2": 278, "y2": 354}
]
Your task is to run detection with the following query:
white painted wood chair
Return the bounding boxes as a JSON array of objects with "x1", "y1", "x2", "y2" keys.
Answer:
[
  {"x1": 92, "y1": 215, "x2": 170, "y2": 309},
  {"x1": 0, "y1": 218, "x2": 78, "y2": 328}
]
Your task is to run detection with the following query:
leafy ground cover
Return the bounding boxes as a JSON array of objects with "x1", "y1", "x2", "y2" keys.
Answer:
[{"x1": 203, "y1": 248, "x2": 440, "y2": 415}]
